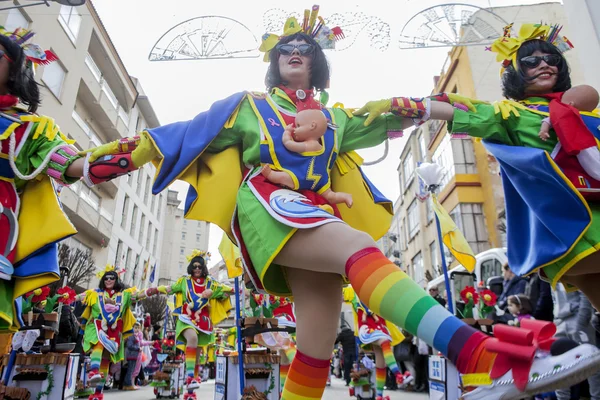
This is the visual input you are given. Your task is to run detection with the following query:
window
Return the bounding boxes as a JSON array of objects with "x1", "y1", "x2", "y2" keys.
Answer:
[
  {"x1": 182, "y1": 232, "x2": 186, "y2": 240},
  {"x1": 480, "y1": 259, "x2": 503, "y2": 285},
  {"x1": 139, "y1": 214, "x2": 146, "y2": 242},
  {"x1": 130, "y1": 206, "x2": 138, "y2": 236},
  {"x1": 5, "y1": 8, "x2": 29, "y2": 31},
  {"x1": 399, "y1": 218, "x2": 407, "y2": 251},
  {"x1": 418, "y1": 133, "x2": 427, "y2": 161},
  {"x1": 146, "y1": 224, "x2": 152, "y2": 248},
  {"x1": 180, "y1": 248, "x2": 185, "y2": 255},
  {"x1": 63, "y1": 237, "x2": 91, "y2": 254},
  {"x1": 183, "y1": 219, "x2": 187, "y2": 226},
  {"x1": 42, "y1": 61, "x2": 66, "y2": 98},
  {"x1": 154, "y1": 228, "x2": 159, "y2": 255},
  {"x1": 196, "y1": 234, "x2": 201, "y2": 242},
  {"x1": 125, "y1": 248, "x2": 132, "y2": 273},
  {"x1": 407, "y1": 199, "x2": 420, "y2": 239},
  {"x1": 412, "y1": 252, "x2": 425, "y2": 285},
  {"x1": 157, "y1": 195, "x2": 163, "y2": 217},
  {"x1": 58, "y1": 6, "x2": 82, "y2": 43},
  {"x1": 429, "y1": 241, "x2": 439, "y2": 278},
  {"x1": 426, "y1": 197, "x2": 434, "y2": 224},
  {"x1": 71, "y1": 182, "x2": 100, "y2": 211},
  {"x1": 144, "y1": 173, "x2": 151, "y2": 203},
  {"x1": 433, "y1": 135, "x2": 478, "y2": 190},
  {"x1": 121, "y1": 195, "x2": 129, "y2": 228},
  {"x1": 115, "y1": 240, "x2": 123, "y2": 266},
  {"x1": 449, "y1": 203, "x2": 490, "y2": 254},
  {"x1": 402, "y1": 151, "x2": 414, "y2": 192},
  {"x1": 179, "y1": 262, "x2": 183, "y2": 270},
  {"x1": 137, "y1": 173, "x2": 144, "y2": 196}
]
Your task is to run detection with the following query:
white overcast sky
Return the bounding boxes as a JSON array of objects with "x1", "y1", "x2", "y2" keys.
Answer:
[{"x1": 92, "y1": 0, "x2": 558, "y2": 267}]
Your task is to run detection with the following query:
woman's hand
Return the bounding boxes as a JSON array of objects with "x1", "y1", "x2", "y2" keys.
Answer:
[{"x1": 353, "y1": 99, "x2": 392, "y2": 126}]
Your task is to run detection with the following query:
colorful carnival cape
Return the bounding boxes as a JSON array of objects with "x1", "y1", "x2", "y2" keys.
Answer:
[
  {"x1": 342, "y1": 286, "x2": 404, "y2": 346},
  {"x1": 171, "y1": 276, "x2": 233, "y2": 327},
  {"x1": 145, "y1": 92, "x2": 393, "y2": 241},
  {"x1": 79, "y1": 288, "x2": 137, "y2": 339},
  {"x1": 482, "y1": 100, "x2": 600, "y2": 283}
]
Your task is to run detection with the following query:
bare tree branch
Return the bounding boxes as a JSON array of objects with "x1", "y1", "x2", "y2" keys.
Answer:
[
  {"x1": 54, "y1": 242, "x2": 98, "y2": 294},
  {"x1": 140, "y1": 296, "x2": 167, "y2": 328}
]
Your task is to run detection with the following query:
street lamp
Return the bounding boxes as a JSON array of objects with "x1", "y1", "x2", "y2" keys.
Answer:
[{"x1": 0, "y1": 0, "x2": 86, "y2": 12}]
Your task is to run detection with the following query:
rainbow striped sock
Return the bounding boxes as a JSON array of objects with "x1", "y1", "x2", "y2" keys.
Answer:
[
  {"x1": 280, "y1": 363, "x2": 290, "y2": 393},
  {"x1": 90, "y1": 344, "x2": 102, "y2": 372},
  {"x1": 185, "y1": 347, "x2": 196, "y2": 378},
  {"x1": 281, "y1": 350, "x2": 329, "y2": 400},
  {"x1": 375, "y1": 367, "x2": 386, "y2": 396},
  {"x1": 346, "y1": 247, "x2": 488, "y2": 373},
  {"x1": 380, "y1": 342, "x2": 401, "y2": 375}
]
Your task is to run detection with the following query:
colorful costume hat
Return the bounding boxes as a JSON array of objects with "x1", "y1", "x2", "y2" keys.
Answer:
[
  {"x1": 186, "y1": 249, "x2": 211, "y2": 263},
  {"x1": 96, "y1": 264, "x2": 125, "y2": 280},
  {"x1": 0, "y1": 26, "x2": 58, "y2": 70},
  {"x1": 490, "y1": 23, "x2": 574, "y2": 74},
  {"x1": 259, "y1": 5, "x2": 344, "y2": 62}
]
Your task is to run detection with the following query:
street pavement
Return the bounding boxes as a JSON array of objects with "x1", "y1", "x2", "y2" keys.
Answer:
[{"x1": 103, "y1": 377, "x2": 429, "y2": 399}]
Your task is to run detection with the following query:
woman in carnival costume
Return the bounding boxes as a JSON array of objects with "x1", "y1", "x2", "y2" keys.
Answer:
[
  {"x1": 343, "y1": 286, "x2": 408, "y2": 400},
  {"x1": 357, "y1": 23, "x2": 600, "y2": 398},
  {"x1": 0, "y1": 26, "x2": 94, "y2": 334},
  {"x1": 77, "y1": 266, "x2": 159, "y2": 399},
  {"x1": 79, "y1": 8, "x2": 597, "y2": 399},
  {"x1": 157, "y1": 250, "x2": 233, "y2": 399}
]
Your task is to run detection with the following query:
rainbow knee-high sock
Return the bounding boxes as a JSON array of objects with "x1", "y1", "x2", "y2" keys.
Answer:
[
  {"x1": 280, "y1": 363, "x2": 290, "y2": 393},
  {"x1": 375, "y1": 367, "x2": 386, "y2": 396},
  {"x1": 380, "y1": 342, "x2": 401, "y2": 376},
  {"x1": 185, "y1": 347, "x2": 196, "y2": 378},
  {"x1": 281, "y1": 350, "x2": 329, "y2": 400},
  {"x1": 346, "y1": 247, "x2": 489, "y2": 374}
]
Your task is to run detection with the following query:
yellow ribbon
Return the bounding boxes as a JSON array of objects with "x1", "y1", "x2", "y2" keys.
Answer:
[
  {"x1": 491, "y1": 23, "x2": 551, "y2": 70},
  {"x1": 96, "y1": 264, "x2": 117, "y2": 280},
  {"x1": 258, "y1": 17, "x2": 303, "y2": 62}
]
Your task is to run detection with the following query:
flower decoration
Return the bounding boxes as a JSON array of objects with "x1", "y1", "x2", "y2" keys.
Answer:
[
  {"x1": 480, "y1": 289, "x2": 497, "y2": 307},
  {"x1": 460, "y1": 286, "x2": 479, "y2": 305},
  {"x1": 57, "y1": 287, "x2": 77, "y2": 305},
  {"x1": 27, "y1": 286, "x2": 50, "y2": 304}
]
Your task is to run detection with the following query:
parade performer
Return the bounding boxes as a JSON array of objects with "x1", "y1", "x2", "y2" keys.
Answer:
[
  {"x1": 344, "y1": 286, "x2": 407, "y2": 400},
  {"x1": 0, "y1": 26, "x2": 89, "y2": 334},
  {"x1": 77, "y1": 265, "x2": 159, "y2": 399},
  {"x1": 157, "y1": 250, "x2": 232, "y2": 398},
  {"x1": 356, "y1": 22, "x2": 600, "y2": 398},
  {"x1": 81, "y1": 9, "x2": 598, "y2": 400}
]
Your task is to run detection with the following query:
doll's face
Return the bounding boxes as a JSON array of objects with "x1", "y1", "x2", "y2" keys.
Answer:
[
  {"x1": 523, "y1": 51, "x2": 559, "y2": 95},
  {"x1": 562, "y1": 85, "x2": 599, "y2": 112},
  {"x1": 294, "y1": 109, "x2": 327, "y2": 141}
]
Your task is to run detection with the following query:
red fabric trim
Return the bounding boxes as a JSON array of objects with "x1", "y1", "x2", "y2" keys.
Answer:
[
  {"x1": 344, "y1": 247, "x2": 381, "y2": 276},
  {"x1": 295, "y1": 349, "x2": 330, "y2": 369}
]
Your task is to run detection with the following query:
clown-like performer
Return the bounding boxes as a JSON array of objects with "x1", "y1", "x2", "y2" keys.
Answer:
[
  {"x1": 357, "y1": 23, "x2": 600, "y2": 398},
  {"x1": 77, "y1": 266, "x2": 158, "y2": 399},
  {"x1": 80, "y1": 9, "x2": 598, "y2": 399},
  {"x1": 157, "y1": 250, "x2": 232, "y2": 399},
  {"x1": 344, "y1": 286, "x2": 407, "y2": 400},
  {"x1": 0, "y1": 26, "x2": 90, "y2": 334}
]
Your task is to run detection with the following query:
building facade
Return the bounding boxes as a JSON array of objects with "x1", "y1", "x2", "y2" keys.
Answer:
[
  {"x1": 158, "y1": 190, "x2": 210, "y2": 285},
  {"x1": 392, "y1": 2, "x2": 585, "y2": 285},
  {"x1": 1, "y1": 1, "x2": 166, "y2": 289}
]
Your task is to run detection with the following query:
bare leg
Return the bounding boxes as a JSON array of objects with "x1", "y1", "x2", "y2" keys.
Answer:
[
  {"x1": 287, "y1": 267, "x2": 343, "y2": 359},
  {"x1": 261, "y1": 165, "x2": 295, "y2": 188},
  {"x1": 321, "y1": 188, "x2": 353, "y2": 208},
  {"x1": 182, "y1": 329, "x2": 200, "y2": 386}
]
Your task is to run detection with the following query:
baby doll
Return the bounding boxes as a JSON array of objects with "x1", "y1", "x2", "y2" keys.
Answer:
[
  {"x1": 261, "y1": 94, "x2": 353, "y2": 207},
  {"x1": 539, "y1": 84, "x2": 599, "y2": 140}
]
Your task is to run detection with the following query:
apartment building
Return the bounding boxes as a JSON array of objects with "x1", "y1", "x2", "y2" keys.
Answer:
[{"x1": 1, "y1": 1, "x2": 166, "y2": 288}]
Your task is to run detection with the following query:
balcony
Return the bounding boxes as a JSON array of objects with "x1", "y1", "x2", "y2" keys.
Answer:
[
  {"x1": 78, "y1": 54, "x2": 131, "y2": 142},
  {"x1": 60, "y1": 182, "x2": 113, "y2": 246},
  {"x1": 71, "y1": 110, "x2": 119, "y2": 197}
]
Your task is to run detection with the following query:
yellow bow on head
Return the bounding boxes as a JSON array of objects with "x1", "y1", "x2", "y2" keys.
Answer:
[
  {"x1": 491, "y1": 23, "x2": 551, "y2": 72},
  {"x1": 96, "y1": 264, "x2": 123, "y2": 280},
  {"x1": 259, "y1": 17, "x2": 303, "y2": 62},
  {"x1": 186, "y1": 249, "x2": 211, "y2": 263}
]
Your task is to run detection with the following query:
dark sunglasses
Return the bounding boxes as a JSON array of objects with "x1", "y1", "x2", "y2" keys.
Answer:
[
  {"x1": 103, "y1": 276, "x2": 116, "y2": 281},
  {"x1": 520, "y1": 54, "x2": 561, "y2": 69},
  {"x1": 276, "y1": 43, "x2": 315, "y2": 56}
]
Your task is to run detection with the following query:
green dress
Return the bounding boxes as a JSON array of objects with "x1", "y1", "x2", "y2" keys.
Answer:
[
  {"x1": 449, "y1": 99, "x2": 600, "y2": 287},
  {"x1": 206, "y1": 88, "x2": 403, "y2": 295}
]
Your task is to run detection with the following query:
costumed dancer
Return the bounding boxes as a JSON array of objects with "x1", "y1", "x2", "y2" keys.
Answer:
[
  {"x1": 357, "y1": 22, "x2": 600, "y2": 399},
  {"x1": 78, "y1": 9, "x2": 598, "y2": 400},
  {"x1": 77, "y1": 266, "x2": 159, "y2": 399},
  {"x1": 157, "y1": 250, "x2": 233, "y2": 400},
  {"x1": 0, "y1": 25, "x2": 89, "y2": 335},
  {"x1": 344, "y1": 286, "x2": 408, "y2": 400}
]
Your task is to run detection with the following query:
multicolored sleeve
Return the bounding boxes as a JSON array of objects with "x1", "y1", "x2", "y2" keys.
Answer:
[
  {"x1": 447, "y1": 103, "x2": 514, "y2": 144},
  {"x1": 210, "y1": 280, "x2": 233, "y2": 300},
  {"x1": 13, "y1": 116, "x2": 81, "y2": 185},
  {"x1": 336, "y1": 108, "x2": 404, "y2": 153}
]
